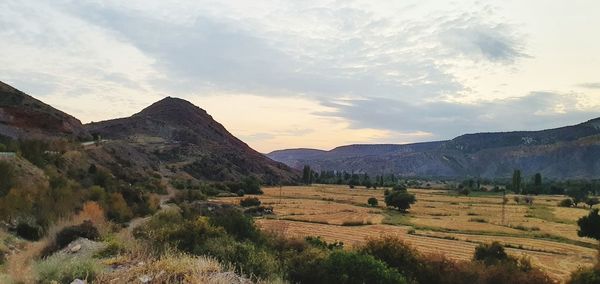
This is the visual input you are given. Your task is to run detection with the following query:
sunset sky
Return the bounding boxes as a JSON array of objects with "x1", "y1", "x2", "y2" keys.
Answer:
[{"x1": 1, "y1": 0, "x2": 599, "y2": 152}]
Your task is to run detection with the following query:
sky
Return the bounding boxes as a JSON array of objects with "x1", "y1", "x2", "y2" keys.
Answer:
[{"x1": 1, "y1": 0, "x2": 599, "y2": 153}]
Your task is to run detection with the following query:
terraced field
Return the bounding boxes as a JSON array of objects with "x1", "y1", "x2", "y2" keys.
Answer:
[{"x1": 215, "y1": 185, "x2": 598, "y2": 281}]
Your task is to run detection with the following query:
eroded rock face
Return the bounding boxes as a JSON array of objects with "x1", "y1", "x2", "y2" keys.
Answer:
[{"x1": 0, "y1": 81, "x2": 90, "y2": 140}]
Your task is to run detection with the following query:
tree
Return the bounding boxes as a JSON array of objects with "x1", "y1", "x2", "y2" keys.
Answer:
[
  {"x1": 531, "y1": 173, "x2": 543, "y2": 195},
  {"x1": 474, "y1": 241, "x2": 508, "y2": 265},
  {"x1": 240, "y1": 197, "x2": 261, "y2": 207},
  {"x1": 367, "y1": 197, "x2": 378, "y2": 207},
  {"x1": 302, "y1": 165, "x2": 312, "y2": 185},
  {"x1": 577, "y1": 209, "x2": 600, "y2": 241},
  {"x1": 512, "y1": 170, "x2": 522, "y2": 194},
  {"x1": 566, "y1": 187, "x2": 589, "y2": 207},
  {"x1": 0, "y1": 161, "x2": 15, "y2": 196},
  {"x1": 385, "y1": 191, "x2": 416, "y2": 212},
  {"x1": 585, "y1": 197, "x2": 599, "y2": 209}
]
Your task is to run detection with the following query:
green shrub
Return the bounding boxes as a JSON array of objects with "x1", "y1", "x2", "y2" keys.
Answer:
[
  {"x1": 568, "y1": 267, "x2": 600, "y2": 284},
  {"x1": 244, "y1": 206, "x2": 273, "y2": 216},
  {"x1": 134, "y1": 211, "x2": 227, "y2": 254},
  {"x1": 208, "y1": 208, "x2": 261, "y2": 242},
  {"x1": 94, "y1": 237, "x2": 125, "y2": 258},
  {"x1": 180, "y1": 232, "x2": 279, "y2": 279},
  {"x1": 286, "y1": 247, "x2": 329, "y2": 283},
  {"x1": 42, "y1": 221, "x2": 100, "y2": 257},
  {"x1": 57, "y1": 221, "x2": 99, "y2": 248},
  {"x1": 305, "y1": 236, "x2": 344, "y2": 250},
  {"x1": 0, "y1": 161, "x2": 15, "y2": 197},
  {"x1": 172, "y1": 189, "x2": 207, "y2": 204},
  {"x1": 240, "y1": 197, "x2": 261, "y2": 207},
  {"x1": 392, "y1": 184, "x2": 407, "y2": 191},
  {"x1": 35, "y1": 255, "x2": 101, "y2": 284},
  {"x1": 322, "y1": 251, "x2": 406, "y2": 284},
  {"x1": 16, "y1": 220, "x2": 43, "y2": 241},
  {"x1": 474, "y1": 241, "x2": 508, "y2": 265},
  {"x1": 359, "y1": 236, "x2": 420, "y2": 280},
  {"x1": 558, "y1": 198, "x2": 575, "y2": 207},
  {"x1": 367, "y1": 197, "x2": 378, "y2": 207}
]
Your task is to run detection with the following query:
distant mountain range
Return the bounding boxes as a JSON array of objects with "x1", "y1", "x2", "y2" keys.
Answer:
[
  {"x1": 0, "y1": 81, "x2": 298, "y2": 184},
  {"x1": 268, "y1": 119, "x2": 600, "y2": 179}
]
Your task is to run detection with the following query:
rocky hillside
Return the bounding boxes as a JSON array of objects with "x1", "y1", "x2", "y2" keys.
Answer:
[
  {"x1": 0, "y1": 81, "x2": 90, "y2": 140},
  {"x1": 87, "y1": 97, "x2": 298, "y2": 183},
  {"x1": 268, "y1": 119, "x2": 600, "y2": 179}
]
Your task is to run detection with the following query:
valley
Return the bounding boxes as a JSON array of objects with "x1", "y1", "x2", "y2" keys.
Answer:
[{"x1": 216, "y1": 185, "x2": 596, "y2": 281}]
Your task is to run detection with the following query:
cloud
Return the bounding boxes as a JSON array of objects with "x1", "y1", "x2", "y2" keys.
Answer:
[
  {"x1": 3, "y1": 0, "x2": 594, "y2": 151},
  {"x1": 577, "y1": 82, "x2": 600, "y2": 89},
  {"x1": 317, "y1": 92, "x2": 598, "y2": 140},
  {"x1": 59, "y1": 0, "x2": 525, "y2": 103},
  {"x1": 438, "y1": 17, "x2": 528, "y2": 63}
]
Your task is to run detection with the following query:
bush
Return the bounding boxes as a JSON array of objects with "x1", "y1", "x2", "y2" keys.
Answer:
[
  {"x1": 41, "y1": 221, "x2": 100, "y2": 257},
  {"x1": 208, "y1": 208, "x2": 261, "y2": 242},
  {"x1": 384, "y1": 191, "x2": 416, "y2": 212},
  {"x1": 286, "y1": 247, "x2": 329, "y2": 283},
  {"x1": 367, "y1": 197, "x2": 378, "y2": 207},
  {"x1": 105, "y1": 192, "x2": 133, "y2": 223},
  {"x1": 577, "y1": 209, "x2": 600, "y2": 240},
  {"x1": 360, "y1": 236, "x2": 420, "y2": 280},
  {"x1": 306, "y1": 236, "x2": 344, "y2": 250},
  {"x1": 321, "y1": 251, "x2": 406, "y2": 284},
  {"x1": 585, "y1": 197, "x2": 600, "y2": 209},
  {"x1": 16, "y1": 220, "x2": 43, "y2": 241},
  {"x1": 474, "y1": 241, "x2": 508, "y2": 265},
  {"x1": 244, "y1": 206, "x2": 273, "y2": 216},
  {"x1": 172, "y1": 189, "x2": 207, "y2": 204},
  {"x1": 240, "y1": 197, "x2": 261, "y2": 207},
  {"x1": 559, "y1": 198, "x2": 574, "y2": 207},
  {"x1": 236, "y1": 189, "x2": 245, "y2": 197},
  {"x1": 134, "y1": 211, "x2": 227, "y2": 254},
  {"x1": 35, "y1": 254, "x2": 101, "y2": 284},
  {"x1": 0, "y1": 161, "x2": 15, "y2": 197},
  {"x1": 392, "y1": 184, "x2": 407, "y2": 191},
  {"x1": 568, "y1": 267, "x2": 600, "y2": 284}
]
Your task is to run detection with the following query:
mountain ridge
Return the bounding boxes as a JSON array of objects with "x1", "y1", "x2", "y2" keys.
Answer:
[
  {"x1": 268, "y1": 118, "x2": 600, "y2": 179},
  {"x1": 0, "y1": 81, "x2": 90, "y2": 140}
]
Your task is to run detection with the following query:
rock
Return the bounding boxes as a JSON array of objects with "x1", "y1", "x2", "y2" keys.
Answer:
[
  {"x1": 70, "y1": 279, "x2": 86, "y2": 284},
  {"x1": 69, "y1": 244, "x2": 82, "y2": 253},
  {"x1": 138, "y1": 275, "x2": 152, "y2": 283}
]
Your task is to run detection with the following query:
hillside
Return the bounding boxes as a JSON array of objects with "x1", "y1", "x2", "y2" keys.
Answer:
[
  {"x1": 268, "y1": 119, "x2": 600, "y2": 179},
  {"x1": 0, "y1": 81, "x2": 90, "y2": 140},
  {"x1": 86, "y1": 97, "x2": 298, "y2": 183}
]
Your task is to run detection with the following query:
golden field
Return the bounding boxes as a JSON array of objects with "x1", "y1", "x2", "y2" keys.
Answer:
[{"x1": 215, "y1": 184, "x2": 598, "y2": 281}]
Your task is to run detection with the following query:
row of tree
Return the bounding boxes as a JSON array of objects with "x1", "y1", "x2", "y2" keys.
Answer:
[{"x1": 302, "y1": 165, "x2": 413, "y2": 188}]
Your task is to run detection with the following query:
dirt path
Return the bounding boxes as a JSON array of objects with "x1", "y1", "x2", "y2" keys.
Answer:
[{"x1": 127, "y1": 172, "x2": 177, "y2": 231}]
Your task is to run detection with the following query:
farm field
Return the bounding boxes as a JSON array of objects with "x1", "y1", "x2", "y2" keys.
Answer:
[{"x1": 215, "y1": 184, "x2": 597, "y2": 281}]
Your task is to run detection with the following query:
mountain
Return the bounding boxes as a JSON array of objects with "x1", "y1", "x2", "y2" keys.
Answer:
[
  {"x1": 86, "y1": 97, "x2": 298, "y2": 183},
  {"x1": 268, "y1": 119, "x2": 600, "y2": 179},
  {"x1": 0, "y1": 81, "x2": 90, "y2": 140}
]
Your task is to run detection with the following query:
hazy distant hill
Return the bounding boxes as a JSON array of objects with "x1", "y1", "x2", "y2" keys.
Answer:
[
  {"x1": 0, "y1": 81, "x2": 90, "y2": 140},
  {"x1": 87, "y1": 97, "x2": 298, "y2": 183},
  {"x1": 268, "y1": 119, "x2": 600, "y2": 179}
]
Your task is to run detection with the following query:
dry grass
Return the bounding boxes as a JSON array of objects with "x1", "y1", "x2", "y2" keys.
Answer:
[
  {"x1": 5, "y1": 201, "x2": 109, "y2": 283},
  {"x1": 95, "y1": 252, "x2": 249, "y2": 284},
  {"x1": 215, "y1": 184, "x2": 598, "y2": 282}
]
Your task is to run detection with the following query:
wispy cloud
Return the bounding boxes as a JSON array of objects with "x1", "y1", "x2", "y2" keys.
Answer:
[{"x1": 0, "y1": 0, "x2": 598, "y2": 150}]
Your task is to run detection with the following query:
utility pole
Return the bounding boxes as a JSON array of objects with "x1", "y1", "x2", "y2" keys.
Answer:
[{"x1": 502, "y1": 188, "x2": 506, "y2": 225}]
